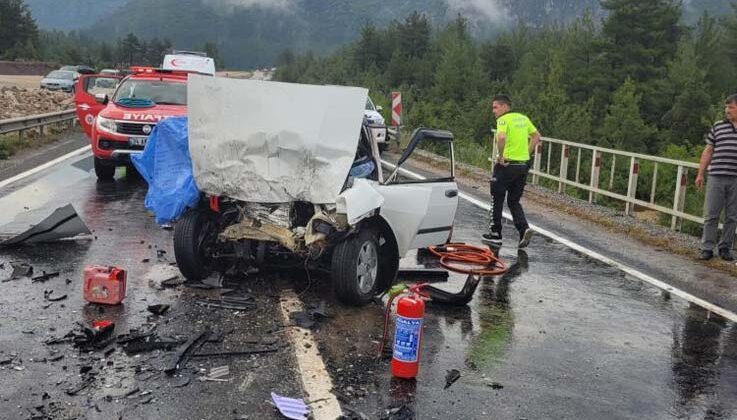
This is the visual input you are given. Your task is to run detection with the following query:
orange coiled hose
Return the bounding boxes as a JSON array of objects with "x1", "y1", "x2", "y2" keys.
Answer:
[{"x1": 427, "y1": 243, "x2": 508, "y2": 276}]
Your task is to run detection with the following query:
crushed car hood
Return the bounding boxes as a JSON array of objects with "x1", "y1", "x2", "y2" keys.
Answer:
[{"x1": 187, "y1": 74, "x2": 367, "y2": 204}]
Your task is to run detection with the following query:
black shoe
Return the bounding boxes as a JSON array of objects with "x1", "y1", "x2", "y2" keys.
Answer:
[
  {"x1": 482, "y1": 231, "x2": 502, "y2": 245},
  {"x1": 719, "y1": 249, "x2": 735, "y2": 261},
  {"x1": 698, "y1": 250, "x2": 714, "y2": 260},
  {"x1": 518, "y1": 228, "x2": 534, "y2": 249}
]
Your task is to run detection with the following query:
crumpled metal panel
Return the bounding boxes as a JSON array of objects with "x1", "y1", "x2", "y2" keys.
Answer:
[{"x1": 188, "y1": 75, "x2": 367, "y2": 204}]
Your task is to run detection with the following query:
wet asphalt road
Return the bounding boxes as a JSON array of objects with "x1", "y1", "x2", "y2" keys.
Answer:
[{"x1": 0, "y1": 149, "x2": 736, "y2": 419}]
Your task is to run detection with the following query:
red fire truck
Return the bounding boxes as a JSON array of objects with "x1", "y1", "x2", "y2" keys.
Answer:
[{"x1": 74, "y1": 53, "x2": 215, "y2": 179}]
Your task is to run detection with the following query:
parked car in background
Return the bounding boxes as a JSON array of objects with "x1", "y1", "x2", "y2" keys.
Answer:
[
  {"x1": 60, "y1": 65, "x2": 95, "y2": 74},
  {"x1": 40, "y1": 70, "x2": 78, "y2": 93},
  {"x1": 99, "y1": 69, "x2": 121, "y2": 76},
  {"x1": 365, "y1": 96, "x2": 388, "y2": 151}
]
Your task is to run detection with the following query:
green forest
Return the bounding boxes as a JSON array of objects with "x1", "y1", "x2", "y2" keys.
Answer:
[
  {"x1": 0, "y1": 0, "x2": 223, "y2": 69},
  {"x1": 276, "y1": 1, "x2": 735, "y2": 163},
  {"x1": 273, "y1": 0, "x2": 736, "y2": 232}
]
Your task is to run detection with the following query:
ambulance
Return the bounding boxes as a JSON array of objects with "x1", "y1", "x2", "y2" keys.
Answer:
[{"x1": 74, "y1": 52, "x2": 215, "y2": 179}]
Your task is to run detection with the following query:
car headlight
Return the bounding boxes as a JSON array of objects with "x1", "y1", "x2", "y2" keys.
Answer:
[{"x1": 96, "y1": 116, "x2": 116, "y2": 134}]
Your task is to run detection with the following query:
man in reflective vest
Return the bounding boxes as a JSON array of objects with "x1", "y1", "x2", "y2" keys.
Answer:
[{"x1": 482, "y1": 95, "x2": 541, "y2": 249}]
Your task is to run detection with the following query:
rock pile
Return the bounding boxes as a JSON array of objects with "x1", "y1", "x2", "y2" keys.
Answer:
[{"x1": 0, "y1": 87, "x2": 74, "y2": 120}]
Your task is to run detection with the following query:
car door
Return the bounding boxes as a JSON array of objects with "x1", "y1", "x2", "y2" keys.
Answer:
[
  {"x1": 74, "y1": 74, "x2": 122, "y2": 139},
  {"x1": 377, "y1": 128, "x2": 458, "y2": 255}
]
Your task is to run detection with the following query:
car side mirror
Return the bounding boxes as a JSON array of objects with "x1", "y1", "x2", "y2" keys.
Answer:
[
  {"x1": 376, "y1": 105, "x2": 383, "y2": 112},
  {"x1": 94, "y1": 93, "x2": 108, "y2": 105}
]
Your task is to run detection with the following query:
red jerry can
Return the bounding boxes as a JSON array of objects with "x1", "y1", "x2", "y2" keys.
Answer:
[{"x1": 83, "y1": 266, "x2": 127, "y2": 305}]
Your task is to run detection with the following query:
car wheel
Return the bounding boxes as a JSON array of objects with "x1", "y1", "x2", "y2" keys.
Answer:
[
  {"x1": 174, "y1": 208, "x2": 217, "y2": 281},
  {"x1": 125, "y1": 163, "x2": 142, "y2": 180},
  {"x1": 94, "y1": 157, "x2": 115, "y2": 180},
  {"x1": 331, "y1": 228, "x2": 380, "y2": 306},
  {"x1": 378, "y1": 143, "x2": 387, "y2": 153}
]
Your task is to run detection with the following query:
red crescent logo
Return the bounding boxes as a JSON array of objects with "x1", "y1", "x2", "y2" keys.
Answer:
[{"x1": 171, "y1": 59, "x2": 182, "y2": 67}]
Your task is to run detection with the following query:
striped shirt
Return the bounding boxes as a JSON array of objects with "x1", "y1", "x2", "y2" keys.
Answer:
[{"x1": 707, "y1": 120, "x2": 737, "y2": 176}]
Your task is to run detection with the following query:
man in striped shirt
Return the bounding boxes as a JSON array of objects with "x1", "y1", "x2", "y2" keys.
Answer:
[{"x1": 695, "y1": 94, "x2": 737, "y2": 261}]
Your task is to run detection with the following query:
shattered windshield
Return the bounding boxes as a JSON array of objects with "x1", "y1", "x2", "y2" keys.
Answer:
[{"x1": 113, "y1": 79, "x2": 187, "y2": 106}]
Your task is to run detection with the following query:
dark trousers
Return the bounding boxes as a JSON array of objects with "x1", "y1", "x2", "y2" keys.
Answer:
[{"x1": 489, "y1": 163, "x2": 530, "y2": 236}]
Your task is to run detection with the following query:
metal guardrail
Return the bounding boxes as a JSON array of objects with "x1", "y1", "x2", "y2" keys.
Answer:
[
  {"x1": 389, "y1": 127, "x2": 705, "y2": 232},
  {"x1": 0, "y1": 109, "x2": 77, "y2": 138},
  {"x1": 511, "y1": 136, "x2": 702, "y2": 230}
]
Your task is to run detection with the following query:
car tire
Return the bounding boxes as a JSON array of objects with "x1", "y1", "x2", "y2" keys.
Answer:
[
  {"x1": 378, "y1": 143, "x2": 387, "y2": 153},
  {"x1": 174, "y1": 208, "x2": 216, "y2": 282},
  {"x1": 125, "y1": 163, "x2": 142, "y2": 180},
  {"x1": 331, "y1": 228, "x2": 380, "y2": 306},
  {"x1": 94, "y1": 157, "x2": 115, "y2": 180}
]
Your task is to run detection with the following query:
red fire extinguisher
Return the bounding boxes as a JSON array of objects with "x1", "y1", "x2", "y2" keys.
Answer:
[{"x1": 390, "y1": 283, "x2": 429, "y2": 379}]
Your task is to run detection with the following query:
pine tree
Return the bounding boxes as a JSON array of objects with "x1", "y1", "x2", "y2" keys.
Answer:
[
  {"x1": 600, "y1": 0, "x2": 682, "y2": 123},
  {"x1": 0, "y1": 0, "x2": 39, "y2": 59},
  {"x1": 599, "y1": 78, "x2": 656, "y2": 152}
]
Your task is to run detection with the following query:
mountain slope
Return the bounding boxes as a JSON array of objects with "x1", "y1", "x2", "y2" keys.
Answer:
[
  {"x1": 28, "y1": 0, "x2": 735, "y2": 68},
  {"x1": 25, "y1": 0, "x2": 128, "y2": 30}
]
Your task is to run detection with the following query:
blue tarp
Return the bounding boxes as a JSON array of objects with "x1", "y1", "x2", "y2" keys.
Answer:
[{"x1": 131, "y1": 116, "x2": 200, "y2": 225}]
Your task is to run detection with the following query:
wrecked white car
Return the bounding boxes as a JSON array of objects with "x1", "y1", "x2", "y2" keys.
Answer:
[{"x1": 174, "y1": 75, "x2": 459, "y2": 305}]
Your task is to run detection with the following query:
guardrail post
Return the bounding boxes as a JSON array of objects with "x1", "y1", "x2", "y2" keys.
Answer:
[
  {"x1": 589, "y1": 150, "x2": 601, "y2": 203},
  {"x1": 18, "y1": 129, "x2": 23, "y2": 142},
  {"x1": 575, "y1": 147, "x2": 581, "y2": 184},
  {"x1": 609, "y1": 154, "x2": 616, "y2": 190},
  {"x1": 671, "y1": 166, "x2": 688, "y2": 230},
  {"x1": 625, "y1": 157, "x2": 639, "y2": 216},
  {"x1": 532, "y1": 143, "x2": 541, "y2": 185},
  {"x1": 650, "y1": 162, "x2": 658, "y2": 204},
  {"x1": 558, "y1": 145, "x2": 569, "y2": 193}
]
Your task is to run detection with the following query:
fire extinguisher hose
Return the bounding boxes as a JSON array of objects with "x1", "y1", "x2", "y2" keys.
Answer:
[{"x1": 427, "y1": 243, "x2": 508, "y2": 276}]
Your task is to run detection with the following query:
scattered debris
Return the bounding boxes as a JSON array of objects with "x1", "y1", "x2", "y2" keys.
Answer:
[
  {"x1": 0, "y1": 204, "x2": 91, "y2": 246},
  {"x1": 10, "y1": 262, "x2": 33, "y2": 279},
  {"x1": 382, "y1": 405, "x2": 414, "y2": 420},
  {"x1": 444, "y1": 369, "x2": 461, "y2": 389},
  {"x1": 190, "y1": 347, "x2": 280, "y2": 358},
  {"x1": 43, "y1": 290, "x2": 67, "y2": 302},
  {"x1": 147, "y1": 304, "x2": 170, "y2": 315},
  {"x1": 32, "y1": 271, "x2": 60, "y2": 283},
  {"x1": 271, "y1": 392, "x2": 310, "y2": 420},
  {"x1": 123, "y1": 337, "x2": 183, "y2": 355},
  {"x1": 486, "y1": 382, "x2": 504, "y2": 390},
  {"x1": 171, "y1": 375, "x2": 191, "y2": 388},
  {"x1": 199, "y1": 365, "x2": 230, "y2": 382},
  {"x1": 51, "y1": 322, "x2": 118, "y2": 350},
  {"x1": 65, "y1": 378, "x2": 94, "y2": 396},
  {"x1": 146, "y1": 265, "x2": 183, "y2": 290},
  {"x1": 164, "y1": 330, "x2": 209, "y2": 375},
  {"x1": 290, "y1": 301, "x2": 331, "y2": 329},
  {"x1": 424, "y1": 274, "x2": 481, "y2": 306},
  {"x1": 195, "y1": 297, "x2": 255, "y2": 311}
]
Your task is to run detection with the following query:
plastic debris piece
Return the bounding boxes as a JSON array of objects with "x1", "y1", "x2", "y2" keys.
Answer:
[
  {"x1": 31, "y1": 271, "x2": 60, "y2": 283},
  {"x1": 444, "y1": 369, "x2": 461, "y2": 389},
  {"x1": 147, "y1": 304, "x2": 170, "y2": 315},
  {"x1": 10, "y1": 262, "x2": 33, "y2": 279},
  {"x1": 0, "y1": 204, "x2": 91, "y2": 246},
  {"x1": 43, "y1": 290, "x2": 67, "y2": 302},
  {"x1": 271, "y1": 392, "x2": 310, "y2": 420}
]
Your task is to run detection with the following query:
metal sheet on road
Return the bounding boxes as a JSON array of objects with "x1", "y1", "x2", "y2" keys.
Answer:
[{"x1": 0, "y1": 159, "x2": 302, "y2": 419}]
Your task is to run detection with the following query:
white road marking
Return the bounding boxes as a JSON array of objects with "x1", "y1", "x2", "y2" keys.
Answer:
[
  {"x1": 278, "y1": 290, "x2": 343, "y2": 419},
  {"x1": 383, "y1": 160, "x2": 737, "y2": 323},
  {"x1": 0, "y1": 145, "x2": 91, "y2": 190}
]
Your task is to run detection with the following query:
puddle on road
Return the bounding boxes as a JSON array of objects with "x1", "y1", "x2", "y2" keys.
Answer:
[
  {"x1": 1, "y1": 156, "x2": 736, "y2": 419},
  {"x1": 0, "y1": 164, "x2": 301, "y2": 419},
  {"x1": 307, "y1": 202, "x2": 737, "y2": 419}
]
